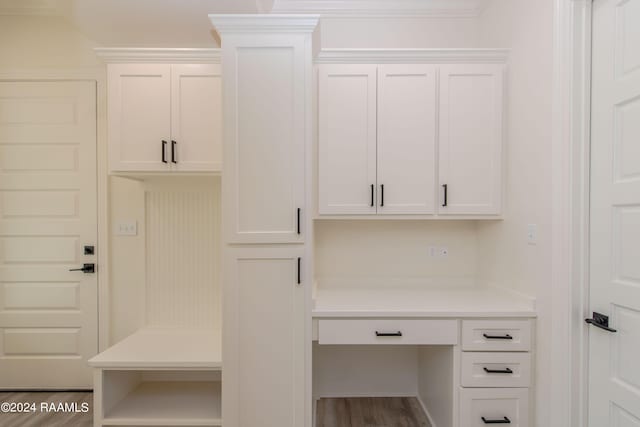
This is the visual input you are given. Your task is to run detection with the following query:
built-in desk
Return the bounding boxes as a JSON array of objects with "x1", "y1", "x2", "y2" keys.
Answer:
[{"x1": 311, "y1": 285, "x2": 536, "y2": 427}]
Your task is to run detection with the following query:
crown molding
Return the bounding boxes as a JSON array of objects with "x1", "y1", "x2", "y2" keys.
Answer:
[
  {"x1": 271, "y1": 0, "x2": 488, "y2": 18},
  {"x1": 94, "y1": 48, "x2": 221, "y2": 64},
  {"x1": 209, "y1": 14, "x2": 320, "y2": 34},
  {"x1": 314, "y1": 49, "x2": 510, "y2": 64}
]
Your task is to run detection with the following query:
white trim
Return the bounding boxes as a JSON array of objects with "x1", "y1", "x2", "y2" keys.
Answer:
[
  {"x1": 0, "y1": 67, "x2": 110, "y2": 354},
  {"x1": 314, "y1": 48, "x2": 509, "y2": 64},
  {"x1": 271, "y1": 0, "x2": 487, "y2": 18},
  {"x1": 209, "y1": 14, "x2": 320, "y2": 34},
  {"x1": 93, "y1": 48, "x2": 221, "y2": 64},
  {"x1": 551, "y1": 1, "x2": 592, "y2": 426}
]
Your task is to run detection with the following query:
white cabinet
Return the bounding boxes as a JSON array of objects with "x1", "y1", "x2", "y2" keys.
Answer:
[
  {"x1": 318, "y1": 59, "x2": 505, "y2": 217},
  {"x1": 223, "y1": 247, "x2": 305, "y2": 427},
  {"x1": 377, "y1": 65, "x2": 437, "y2": 214},
  {"x1": 107, "y1": 63, "x2": 222, "y2": 173},
  {"x1": 318, "y1": 64, "x2": 437, "y2": 215},
  {"x1": 318, "y1": 65, "x2": 377, "y2": 215},
  {"x1": 439, "y1": 64, "x2": 504, "y2": 215},
  {"x1": 220, "y1": 39, "x2": 307, "y2": 244}
]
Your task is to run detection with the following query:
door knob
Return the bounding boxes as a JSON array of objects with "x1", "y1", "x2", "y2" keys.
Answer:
[
  {"x1": 585, "y1": 311, "x2": 617, "y2": 333},
  {"x1": 69, "y1": 263, "x2": 95, "y2": 274}
]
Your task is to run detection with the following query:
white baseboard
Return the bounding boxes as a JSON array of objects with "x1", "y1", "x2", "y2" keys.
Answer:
[{"x1": 416, "y1": 394, "x2": 438, "y2": 427}]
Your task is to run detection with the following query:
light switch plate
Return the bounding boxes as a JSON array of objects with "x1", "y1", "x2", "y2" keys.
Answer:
[
  {"x1": 527, "y1": 224, "x2": 538, "y2": 245},
  {"x1": 115, "y1": 221, "x2": 137, "y2": 236}
]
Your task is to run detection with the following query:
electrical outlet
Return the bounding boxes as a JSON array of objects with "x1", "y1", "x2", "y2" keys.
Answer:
[
  {"x1": 440, "y1": 247, "x2": 449, "y2": 257},
  {"x1": 116, "y1": 221, "x2": 137, "y2": 236}
]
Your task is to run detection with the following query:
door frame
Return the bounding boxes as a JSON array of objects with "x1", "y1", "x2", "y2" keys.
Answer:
[
  {"x1": 551, "y1": 1, "x2": 592, "y2": 426},
  {"x1": 0, "y1": 68, "x2": 111, "y2": 354}
]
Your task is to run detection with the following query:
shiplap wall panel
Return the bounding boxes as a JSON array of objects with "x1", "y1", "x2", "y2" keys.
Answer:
[{"x1": 145, "y1": 182, "x2": 220, "y2": 330}]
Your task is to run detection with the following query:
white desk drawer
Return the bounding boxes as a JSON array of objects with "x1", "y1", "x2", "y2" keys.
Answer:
[
  {"x1": 462, "y1": 320, "x2": 531, "y2": 351},
  {"x1": 460, "y1": 388, "x2": 529, "y2": 427},
  {"x1": 317, "y1": 319, "x2": 458, "y2": 345},
  {"x1": 461, "y1": 352, "x2": 531, "y2": 388}
]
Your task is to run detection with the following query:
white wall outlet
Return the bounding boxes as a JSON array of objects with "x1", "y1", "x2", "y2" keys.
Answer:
[
  {"x1": 440, "y1": 247, "x2": 449, "y2": 257},
  {"x1": 527, "y1": 224, "x2": 538, "y2": 245},
  {"x1": 116, "y1": 220, "x2": 137, "y2": 236}
]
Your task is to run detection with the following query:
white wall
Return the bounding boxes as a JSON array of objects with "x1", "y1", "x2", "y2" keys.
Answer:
[
  {"x1": 475, "y1": 2, "x2": 555, "y2": 426},
  {"x1": 315, "y1": 220, "x2": 479, "y2": 284},
  {"x1": 318, "y1": 17, "x2": 480, "y2": 48},
  {"x1": 0, "y1": 15, "x2": 101, "y2": 69}
]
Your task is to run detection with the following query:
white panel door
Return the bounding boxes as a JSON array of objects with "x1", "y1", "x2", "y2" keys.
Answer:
[
  {"x1": 438, "y1": 64, "x2": 504, "y2": 215},
  {"x1": 589, "y1": 0, "x2": 640, "y2": 425},
  {"x1": 377, "y1": 65, "x2": 437, "y2": 214},
  {"x1": 223, "y1": 247, "x2": 305, "y2": 427},
  {"x1": 222, "y1": 41, "x2": 305, "y2": 243},
  {"x1": 108, "y1": 64, "x2": 171, "y2": 172},
  {"x1": 171, "y1": 64, "x2": 223, "y2": 172},
  {"x1": 0, "y1": 81, "x2": 97, "y2": 388},
  {"x1": 318, "y1": 65, "x2": 377, "y2": 215}
]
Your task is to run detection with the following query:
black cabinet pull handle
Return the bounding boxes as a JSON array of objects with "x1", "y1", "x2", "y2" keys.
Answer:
[
  {"x1": 375, "y1": 331, "x2": 402, "y2": 337},
  {"x1": 380, "y1": 184, "x2": 384, "y2": 207},
  {"x1": 585, "y1": 312, "x2": 617, "y2": 333},
  {"x1": 370, "y1": 184, "x2": 374, "y2": 207},
  {"x1": 297, "y1": 208, "x2": 301, "y2": 235},
  {"x1": 483, "y1": 367, "x2": 513, "y2": 374},
  {"x1": 482, "y1": 416, "x2": 511, "y2": 424},
  {"x1": 297, "y1": 257, "x2": 301, "y2": 285},
  {"x1": 162, "y1": 140, "x2": 168, "y2": 163},
  {"x1": 171, "y1": 140, "x2": 177, "y2": 163},
  {"x1": 442, "y1": 184, "x2": 448, "y2": 207},
  {"x1": 483, "y1": 333, "x2": 513, "y2": 340}
]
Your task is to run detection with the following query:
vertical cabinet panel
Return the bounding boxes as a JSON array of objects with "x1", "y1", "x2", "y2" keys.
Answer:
[
  {"x1": 224, "y1": 44, "x2": 305, "y2": 243},
  {"x1": 171, "y1": 64, "x2": 223, "y2": 172},
  {"x1": 224, "y1": 248, "x2": 305, "y2": 427},
  {"x1": 318, "y1": 65, "x2": 377, "y2": 215},
  {"x1": 377, "y1": 65, "x2": 437, "y2": 214},
  {"x1": 108, "y1": 64, "x2": 171, "y2": 172},
  {"x1": 439, "y1": 64, "x2": 504, "y2": 215}
]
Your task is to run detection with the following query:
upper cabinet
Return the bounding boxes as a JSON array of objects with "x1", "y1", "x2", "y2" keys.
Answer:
[
  {"x1": 101, "y1": 53, "x2": 222, "y2": 173},
  {"x1": 438, "y1": 64, "x2": 504, "y2": 215},
  {"x1": 317, "y1": 51, "x2": 507, "y2": 218}
]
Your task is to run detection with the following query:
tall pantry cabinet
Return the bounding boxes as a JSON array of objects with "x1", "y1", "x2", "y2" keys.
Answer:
[{"x1": 209, "y1": 15, "x2": 318, "y2": 427}]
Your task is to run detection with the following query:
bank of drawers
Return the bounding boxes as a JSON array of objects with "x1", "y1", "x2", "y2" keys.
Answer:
[{"x1": 459, "y1": 320, "x2": 533, "y2": 427}]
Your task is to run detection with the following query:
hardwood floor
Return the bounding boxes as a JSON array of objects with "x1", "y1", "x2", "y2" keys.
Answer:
[
  {"x1": 0, "y1": 392, "x2": 92, "y2": 427},
  {"x1": 316, "y1": 397, "x2": 432, "y2": 427}
]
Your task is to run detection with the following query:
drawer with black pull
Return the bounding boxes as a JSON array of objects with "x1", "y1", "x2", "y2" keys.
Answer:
[
  {"x1": 461, "y1": 320, "x2": 531, "y2": 352},
  {"x1": 461, "y1": 352, "x2": 531, "y2": 388},
  {"x1": 459, "y1": 387, "x2": 529, "y2": 427},
  {"x1": 317, "y1": 319, "x2": 458, "y2": 345}
]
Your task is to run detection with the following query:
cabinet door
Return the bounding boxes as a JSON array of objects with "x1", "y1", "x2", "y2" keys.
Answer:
[
  {"x1": 377, "y1": 65, "x2": 437, "y2": 214},
  {"x1": 170, "y1": 64, "x2": 223, "y2": 172},
  {"x1": 222, "y1": 41, "x2": 306, "y2": 243},
  {"x1": 439, "y1": 64, "x2": 504, "y2": 215},
  {"x1": 318, "y1": 65, "x2": 377, "y2": 215},
  {"x1": 223, "y1": 247, "x2": 305, "y2": 427},
  {"x1": 108, "y1": 64, "x2": 171, "y2": 172}
]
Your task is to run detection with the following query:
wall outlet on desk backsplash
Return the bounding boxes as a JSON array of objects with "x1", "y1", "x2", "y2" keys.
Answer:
[{"x1": 429, "y1": 246, "x2": 449, "y2": 258}]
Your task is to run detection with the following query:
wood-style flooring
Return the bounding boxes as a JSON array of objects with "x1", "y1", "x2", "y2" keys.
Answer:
[
  {"x1": 0, "y1": 392, "x2": 92, "y2": 427},
  {"x1": 316, "y1": 397, "x2": 432, "y2": 427}
]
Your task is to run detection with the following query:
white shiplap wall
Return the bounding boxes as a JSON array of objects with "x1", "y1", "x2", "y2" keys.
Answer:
[{"x1": 144, "y1": 177, "x2": 220, "y2": 330}]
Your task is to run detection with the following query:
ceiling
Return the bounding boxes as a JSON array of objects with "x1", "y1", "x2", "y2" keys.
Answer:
[{"x1": 0, "y1": 0, "x2": 486, "y2": 46}]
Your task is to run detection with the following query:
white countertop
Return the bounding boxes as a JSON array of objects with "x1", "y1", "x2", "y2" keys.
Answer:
[
  {"x1": 89, "y1": 328, "x2": 222, "y2": 369},
  {"x1": 313, "y1": 285, "x2": 536, "y2": 318}
]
